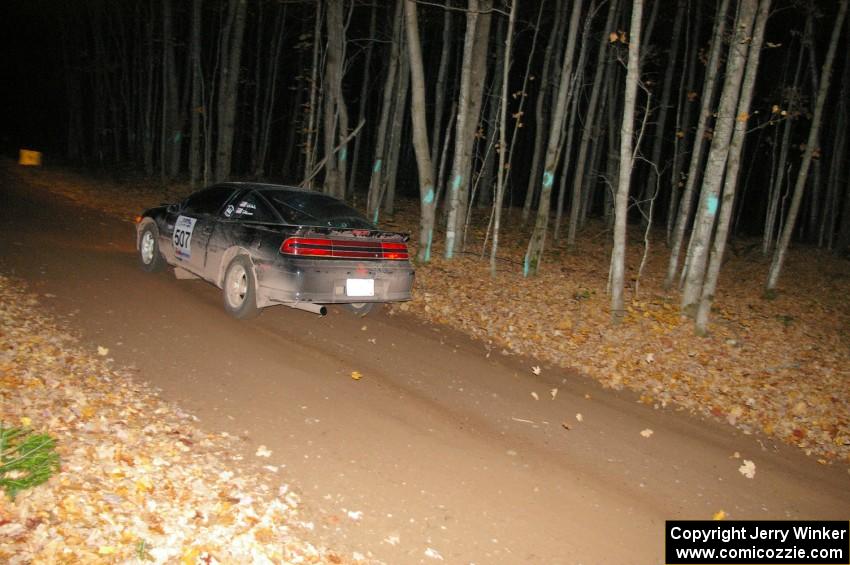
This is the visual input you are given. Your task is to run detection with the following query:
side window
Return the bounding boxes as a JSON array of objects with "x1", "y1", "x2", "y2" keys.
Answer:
[
  {"x1": 182, "y1": 186, "x2": 236, "y2": 215},
  {"x1": 222, "y1": 191, "x2": 277, "y2": 223}
]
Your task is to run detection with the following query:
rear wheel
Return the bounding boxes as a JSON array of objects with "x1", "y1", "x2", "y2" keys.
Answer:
[
  {"x1": 223, "y1": 256, "x2": 259, "y2": 319},
  {"x1": 344, "y1": 302, "x2": 380, "y2": 317},
  {"x1": 138, "y1": 225, "x2": 165, "y2": 272}
]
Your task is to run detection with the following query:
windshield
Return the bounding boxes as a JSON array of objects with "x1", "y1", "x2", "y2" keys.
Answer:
[{"x1": 266, "y1": 190, "x2": 375, "y2": 229}]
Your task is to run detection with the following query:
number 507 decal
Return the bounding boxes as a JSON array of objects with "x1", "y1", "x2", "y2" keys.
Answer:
[{"x1": 173, "y1": 215, "x2": 197, "y2": 260}]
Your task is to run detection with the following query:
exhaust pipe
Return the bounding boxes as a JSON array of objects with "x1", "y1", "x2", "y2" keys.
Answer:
[{"x1": 286, "y1": 302, "x2": 327, "y2": 316}]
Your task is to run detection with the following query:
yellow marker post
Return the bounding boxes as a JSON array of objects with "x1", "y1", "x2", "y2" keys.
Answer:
[{"x1": 19, "y1": 149, "x2": 42, "y2": 166}]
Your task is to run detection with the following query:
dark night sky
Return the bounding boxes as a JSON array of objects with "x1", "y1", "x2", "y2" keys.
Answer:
[{"x1": 1, "y1": 1, "x2": 66, "y2": 155}]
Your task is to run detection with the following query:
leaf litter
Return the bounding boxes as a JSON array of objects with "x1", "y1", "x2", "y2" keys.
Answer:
[{"x1": 0, "y1": 275, "x2": 353, "y2": 563}]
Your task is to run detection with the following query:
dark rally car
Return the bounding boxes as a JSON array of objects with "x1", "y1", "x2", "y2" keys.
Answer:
[{"x1": 136, "y1": 182, "x2": 414, "y2": 317}]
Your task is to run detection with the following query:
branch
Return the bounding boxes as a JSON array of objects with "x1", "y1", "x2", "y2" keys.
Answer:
[{"x1": 300, "y1": 119, "x2": 366, "y2": 188}]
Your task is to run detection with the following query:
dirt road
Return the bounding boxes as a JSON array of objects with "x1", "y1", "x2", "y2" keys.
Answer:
[{"x1": 1, "y1": 171, "x2": 847, "y2": 564}]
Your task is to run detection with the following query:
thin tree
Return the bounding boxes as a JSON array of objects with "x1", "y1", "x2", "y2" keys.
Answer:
[
  {"x1": 214, "y1": 0, "x2": 248, "y2": 182},
  {"x1": 767, "y1": 0, "x2": 848, "y2": 290},
  {"x1": 189, "y1": 0, "x2": 203, "y2": 187},
  {"x1": 523, "y1": 0, "x2": 566, "y2": 223},
  {"x1": 445, "y1": 0, "x2": 480, "y2": 258},
  {"x1": 404, "y1": 0, "x2": 438, "y2": 262},
  {"x1": 490, "y1": 0, "x2": 518, "y2": 276},
  {"x1": 664, "y1": 0, "x2": 731, "y2": 289},
  {"x1": 610, "y1": 0, "x2": 643, "y2": 324},
  {"x1": 523, "y1": 0, "x2": 583, "y2": 276},
  {"x1": 367, "y1": 0, "x2": 403, "y2": 220}
]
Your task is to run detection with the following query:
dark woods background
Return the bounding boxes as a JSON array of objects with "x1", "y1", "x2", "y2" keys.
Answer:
[{"x1": 2, "y1": 1, "x2": 849, "y2": 315}]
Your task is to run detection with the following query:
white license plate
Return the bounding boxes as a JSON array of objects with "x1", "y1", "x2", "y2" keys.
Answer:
[{"x1": 346, "y1": 278, "x2": 375, "y2": 297}]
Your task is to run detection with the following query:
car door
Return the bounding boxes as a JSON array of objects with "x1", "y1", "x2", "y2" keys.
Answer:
[{"x1": 171, "y1": 186, "x2": 237, "y2": 277}]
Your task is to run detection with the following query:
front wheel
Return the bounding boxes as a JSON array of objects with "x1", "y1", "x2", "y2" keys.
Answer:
[
  {"x1": 138, "y1": 225, "x2": 165, "y2": 272},
  {"x1": 223, "y1": 256, "x2": 259, "y2": 319}
]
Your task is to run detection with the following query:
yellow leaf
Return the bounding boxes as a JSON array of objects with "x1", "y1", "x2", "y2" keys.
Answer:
[
  {"x1": 181, "y1": 547, "x2": 200, "y2": 565},
  {"x1": 713, "y1": 510, "x2": 727, "y2": 520},
  {"x1": 20, "y1": 416, "x2": 32, "y2": 427},
  {"x1": 98, "y1": 546, "x2": 117, "y2": 555},
  {"x1": 351, "y1": 371, "x2": 362, "y2": 380}
]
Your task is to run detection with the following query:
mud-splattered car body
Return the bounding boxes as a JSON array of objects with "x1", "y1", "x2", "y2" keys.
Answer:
[{"x1": 136, "y1": 182, "x2": 414, "y2": 317}]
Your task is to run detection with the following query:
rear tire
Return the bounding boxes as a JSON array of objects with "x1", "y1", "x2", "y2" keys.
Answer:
[
  {"x1": 344, "y1": 302, "x2": 380, "y2": 317},
  {"x1": 223, "y1": 256, "x2": 259, "y2": 319},
  {"x1": 139, "y1": 225, "x2": 165, "y2": 272}
]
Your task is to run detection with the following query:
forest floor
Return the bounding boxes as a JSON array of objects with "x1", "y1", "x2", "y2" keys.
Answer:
[
  {"x1": 11, "y1": 162, "x2": 850, "y2": 469},
  {"x1": 0, "y1": 274, "x2": 350, "y2": 563}
]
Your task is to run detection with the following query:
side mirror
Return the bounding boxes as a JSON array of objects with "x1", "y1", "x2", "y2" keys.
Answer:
[{"x1": 166, "y1": 203, "x2": 179, "y2": 214}]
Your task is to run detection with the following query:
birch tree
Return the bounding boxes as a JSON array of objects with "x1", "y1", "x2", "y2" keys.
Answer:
[
  {"x1": 321, "y1": 0, "x2": 349, "y2": 199},
  {"x1": 523, "y1": 0, "x2": 566, "y2": 223},
  {"x1": 664, "y1": 0, "x2": 731, "y2": 289},
  {"x1": 610, "y1": 0, "x2": 643, "y2": 323},
  {"x1": 444, "y1": 0, "x2": 480, "y2": 258},
  {"x1": 490, "y1": 0, "x2": 518, "y2": 276},
  {"x1": 767, "y1": 0, "x2": 848, "y2": 290},
  {"x1": 523, "y1": 0, "x2": 583, "y2": 276},
  {"x1": 565, "y1": 0, "x2": 617, "y2": 236},
  {"x1": 695, "y1": 0, "x2": 770, "y2": 334},
  {"x1": 367, "y1": 0, "x2": 403, "y2": 220},
  {"x1": 404, "y1": 0, "x2": 438, "y2": 262},
  {"x1": 681, "y1": 0, "x2": 758, "y2": 311}
]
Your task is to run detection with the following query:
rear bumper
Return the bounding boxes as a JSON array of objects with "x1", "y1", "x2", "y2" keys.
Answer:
[{"x1": 254, "y1": 257, "x2": 414, "y2": 307}]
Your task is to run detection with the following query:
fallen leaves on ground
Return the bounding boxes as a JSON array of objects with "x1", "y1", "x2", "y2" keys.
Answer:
[
  {"x1": 738, "y1": 460, "x2": 757, "y2": 479},
  {"x1": 392, "y1": 203, "x2": 850, "y2": 465},
  {"x1": 0, "y1": 275, "x2": 347, "y2": 563}
]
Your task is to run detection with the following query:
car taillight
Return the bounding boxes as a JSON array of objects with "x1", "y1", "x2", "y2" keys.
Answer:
[{"x1": 280, "y1": 237, "x2": 408, "y2": 260}]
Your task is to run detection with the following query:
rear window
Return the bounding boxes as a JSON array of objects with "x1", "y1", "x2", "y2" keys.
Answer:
[{"x1": 266, "y1": 190, "x2": 374, "y2": 229}]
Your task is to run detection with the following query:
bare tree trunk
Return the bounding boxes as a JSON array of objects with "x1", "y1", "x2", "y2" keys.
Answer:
[
  {"x1": 644, "y1": 0, "x2": 685, "y2": 222},
  {"x1": 696, "y1": 0, "x2": 770, "y2": 334},
  {"x1": 804, "y1": 7, "x2": 824, "y2": 240},
  {"x1": 445, "y1": 0, "x2": 480, "y2": 258},
  {"x1": 457, "y1": 0, "x2": 493, "y2": 249},
  {"x1": 667, "y1": 0, "x2": 703, "y2": 243},
  {"x1": 767, "y1": 0, "x2": 847, "y2": 290},
  {"x1": 215, "y1": 0, "x2": 247, "y2": 182},
  {"x1": 681, "y1": 0, "x2": 757, "y2": 310},
  {"x1": 404, "y1": 0, "x2": 438, "y2": 262},
  {"x1": 523, "y1": 0, "x2": 566, "y2": 223},
  {"x1": 430, "y1": 4, "x2": 454, "y2": 181},
  {"x1": 161, "y1": 0, "x2": 181, "y2": 179},
  {"x1": 347, "y1": 3, "x2": 377, "y2": 199},
  {"x1": 490, "y1": 0, "x2": 518, "y2": 276},
  {"x1": 189, "y1": 0, "x2": 203, "y2": 187},
  {"x1": 664, "y1": 0, "x2": 731, "y2": 289},
  {"x1": 322, "y1": 0, "x2": 348, "y2": 198},
  {"x1": 303, "y1": 1, "x2": 323, "y2": 189},
  {"x1": 764, "y1": 18, "x2": 806, "y2": 253},
  {"x1": 383, "y1": 53, "x2": 410, "y2": 216},
  {"x1": 826, "y1": 48, "x2": 850, "y2": 249},
  {"x1": 367, "y1": 0, "x2": 403, "y2": 221},
  {"x1": 254, "y1": 4, "x2": 286, "y2": 179},
  {"x1": 610, "y1": 0, "x2": 643, "y2": 323},
  {"x1": 476, "y1": 15, "x2": 506, "y2": 210},
  {"x1": 523, "y1": 0, "x2": 583, "y2": 276},
  {"x1": 554, "y1": 0, "x2": 604, "y2": 248}
]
